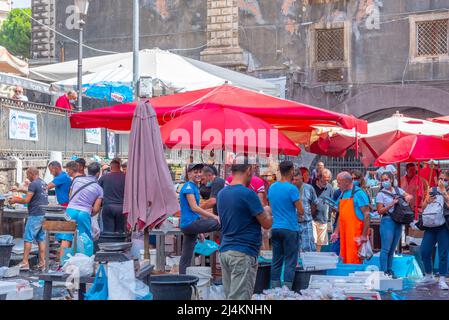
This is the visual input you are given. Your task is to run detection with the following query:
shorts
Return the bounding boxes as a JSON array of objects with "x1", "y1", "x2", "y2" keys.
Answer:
[
  {"x1": 57, "y1": 208, "x2": 92, "y2": 242},
  {"x1": 312, "y1": 221, "x2": 329, "y2": 246},
  {"x1": 24, "y1": 215, "x2": 46, "y2": 243},
  {"x1": 298, "y1": 221, "x2": 316, "y2": 252}
]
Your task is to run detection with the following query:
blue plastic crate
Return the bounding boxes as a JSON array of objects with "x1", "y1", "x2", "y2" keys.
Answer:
[{"x1": 326, "y1": 263, "x2": 366, "y2": 276}]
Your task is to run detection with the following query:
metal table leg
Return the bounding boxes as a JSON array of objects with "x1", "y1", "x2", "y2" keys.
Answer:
[
  {"x1": 79, "y1": 283, "x2": 86, "y2": 301},
  {"x1": 44, "y1": 232, "x2": 50, "y2": 272},
  {"x1": 43, "y1": 281, "x2": 53, "y2": 300},
  {"x1": 156, "y1": 234, "x2": 166, "y2": 272}
]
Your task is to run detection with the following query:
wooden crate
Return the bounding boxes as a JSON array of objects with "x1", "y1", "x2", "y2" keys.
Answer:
[{"x1": 42, "y1": 220, "x2": 77, "y2": 232}]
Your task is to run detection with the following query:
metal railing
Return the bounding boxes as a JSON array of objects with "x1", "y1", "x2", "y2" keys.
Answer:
[{"x1": 0, "y1": 98, "x2": 129, "y2": 159}]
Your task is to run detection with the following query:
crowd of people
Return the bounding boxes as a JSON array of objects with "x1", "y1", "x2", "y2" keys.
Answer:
[
  {"x1": 7, "y1": 155, "x2": 449, "y2": 298},
  {"x1": 8, "y1": 158, "x2": 128, "y2": 271},
  {"x1": 179, "y1": 158, "x2": 449, "y2": 298}
]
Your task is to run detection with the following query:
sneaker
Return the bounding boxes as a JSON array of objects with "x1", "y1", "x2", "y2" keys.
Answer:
[
  {"x1": 418, "y1": 274, "x2": 437, "y2": 285},
  {"x1": 439, "y1": 278, "x2": 449, "y2": 290}
]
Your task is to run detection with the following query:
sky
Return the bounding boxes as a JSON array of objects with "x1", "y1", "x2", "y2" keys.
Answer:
[{"x1": 11, "y1": 0, "x2": 31, "y2": 9}]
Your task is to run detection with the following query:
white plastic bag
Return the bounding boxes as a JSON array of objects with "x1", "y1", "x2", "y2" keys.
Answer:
[
  {"x1": 208, "y1": 285, "x2": 226, "y2": 300},
  {"x1": 107, "y1": 261, "x2": 136, "y2": 300},
  {"x1": 357, "y1": 239, "x2": 374, "y2": 261},
  {"x1": 91, "y1": 215, "x2": 101, "y2": 241},
  {"x1": 62, "y1": 253, "x2": 95, "y2": 277},
  {"x1": 131, "y1": 231, "x2": 145, "y2": 260}
]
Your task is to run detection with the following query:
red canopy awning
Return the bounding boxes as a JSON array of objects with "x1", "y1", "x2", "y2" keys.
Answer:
[
  {"x1": 70, "y1": 84, "x2": 367, "y2": 134},
  {"x1": 374, "y1": 135, "x2": 449, "y2": 166},
  {"x1": 160, "y1": 107, "x2": 301, "y2": 156}
]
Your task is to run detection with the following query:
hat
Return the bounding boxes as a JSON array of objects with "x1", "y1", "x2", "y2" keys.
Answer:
[{"x1": 187, "y1": 164, "x2": 204, "y2": 172}]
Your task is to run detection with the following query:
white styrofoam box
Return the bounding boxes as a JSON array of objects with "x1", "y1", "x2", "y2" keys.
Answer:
[
  {"x1": 260, "y1": 250, "x2": 272, "y2": 260},
  {"x1": 368, "y1": 277, "x2": 403, "y2": 291},
  {"x1": 0, "y1": 281, "x2": 17, "y2": 295},
  {"x1": 6, "y1": 287, "x2": 33, "y2": 300},
  {"x1": 12, "y1": 239, "x2": 39, "y2": 255}
]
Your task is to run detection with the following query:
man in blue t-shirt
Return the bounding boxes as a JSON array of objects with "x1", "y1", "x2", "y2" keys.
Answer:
[
  {"x1": 47, "y1": 161, "x2": 72, "y2": 206},
  {"x1": 268, "y1": 161, "x2": 304, "y2": 290},
  {"x1": 217, "y1": 158, "x2": 272, "y2": 300},
  {"x1": 179, "y1": 164, "x2": 220, "y2": 275}
]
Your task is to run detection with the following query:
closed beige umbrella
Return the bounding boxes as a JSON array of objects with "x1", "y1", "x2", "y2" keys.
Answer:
[{"x1": 123, "y1": 101, "x2": 180, "y2": 232}]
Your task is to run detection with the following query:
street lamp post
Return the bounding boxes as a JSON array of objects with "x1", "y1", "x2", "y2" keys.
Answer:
[
  {"x1": 75, "y1": 0, "x2": 90, "y2": 112},
  {"x1": 133, "y1": 0, "x2": 140, "y2": 100}
]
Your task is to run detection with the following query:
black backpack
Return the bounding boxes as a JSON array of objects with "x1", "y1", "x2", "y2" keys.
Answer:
[{"x1": 380, "y1": 187, "x2": 414, "y2": 225}]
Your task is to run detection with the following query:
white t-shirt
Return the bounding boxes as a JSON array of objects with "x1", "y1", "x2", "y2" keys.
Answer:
[{"x1": 376, "y1": 187, "x2": 405, "y2": 214}]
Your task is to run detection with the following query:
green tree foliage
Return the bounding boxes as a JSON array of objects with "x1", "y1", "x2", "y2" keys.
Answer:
[{"x1": 0, "y1": 8, "x2": 31, "y2": 59}]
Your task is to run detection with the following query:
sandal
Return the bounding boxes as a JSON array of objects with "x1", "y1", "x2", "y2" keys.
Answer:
[
  {"x1": 18, "y1": 263, "x2": 30, "y2": 271},
  {"x1": 35, "y1": 263, "x2": 46, "y2": 271}
]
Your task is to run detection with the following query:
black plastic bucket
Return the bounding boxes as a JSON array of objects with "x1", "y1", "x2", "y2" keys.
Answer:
[
  {"x1": 0, "y1": 244, "x2": 15, "y2": 267},
  {"x1": 254, "y1": 262, "x2": 271, "y2": 294},
  {"x1": 149, "y1": 275, "x2": 199, "y2": 300},
  {"x1": 292, "y1": 269, "x2": 328, "y2": 293}
]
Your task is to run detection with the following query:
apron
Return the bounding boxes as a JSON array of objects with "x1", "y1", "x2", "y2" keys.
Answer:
[{"x1": 339, "y1": 187, "x2": 364, "y2": 264}]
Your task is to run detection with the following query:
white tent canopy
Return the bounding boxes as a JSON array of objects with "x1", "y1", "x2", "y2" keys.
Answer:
[
  {"x1": 30, "y1": 48, "x2": 280, "y2": 96},
  {"x1": 49, "y1": 66, "x2": 132, "y2": 92}
]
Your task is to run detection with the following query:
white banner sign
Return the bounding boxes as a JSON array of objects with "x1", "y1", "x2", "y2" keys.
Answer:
[
  {"x1": 85, "y1": 128, "x2": 102, "y2": 145},
  {"x1": 9, "y1": 109, "x2": 39, "y2": 141}
]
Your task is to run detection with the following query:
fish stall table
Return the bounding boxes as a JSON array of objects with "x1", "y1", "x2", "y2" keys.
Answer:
[
  {"x1": 0, "y1": 208, "x2": 28, "y2": 238},
  {"x1": 149, "y1": 229, "x2": 183, "y2": 272}
]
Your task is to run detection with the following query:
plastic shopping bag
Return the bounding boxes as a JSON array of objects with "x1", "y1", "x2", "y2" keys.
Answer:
[
  {"x1": 357, "y1": 238, "x2": 373, "y2": 261},
  {"x1": 84, "y1": 264, "x2": 108, "y2": 300},
  {"x1": 107, "y1": 261, "x2": 136, "y2": 300},
  {"x1": 76, "y1": 233, "x2": 94, "y2": 257},
  {"x1": 62, "y1": 253, "x2": 95, "y2": 277},
  {"x1": 194, "y1": 240, "x2": 219, "y2": 256},
  {"x1": 91, "y1": 215, "x2": 101, "y2": 242},
  {"x1": 134, "y1": 279, "x2": 153, "y2": 300}
]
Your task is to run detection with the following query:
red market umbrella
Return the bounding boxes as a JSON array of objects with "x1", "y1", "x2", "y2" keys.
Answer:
[
  {"x1": 374, "y1": 135, "x2": 449, "y2": 166},
  {"x1": 160, "y1": 107, "x2": 301, "y2": 156},
  {"x1": 308, "y1": 113, "x2": 449, "y2": 166},
  {"x1": 70, "y1": 84, "x2": 368, "y2": 134},
  {"x1": 123, "y1": 101, "x2": 180, "y2": 231},
  {"x1": 374, "y1": 134, "x2": 449, "y2": 219}
]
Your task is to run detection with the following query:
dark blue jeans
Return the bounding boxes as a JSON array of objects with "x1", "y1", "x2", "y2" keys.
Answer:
[
  {"x1": 421, "y1": 225, "x2": 449, "y2": 276},
  {"x1": 380, "y1": 215, "x2": 403, "y2": 272},
  {"x1": 271, "y1": 229, "x2": 299, "y2": 284}
]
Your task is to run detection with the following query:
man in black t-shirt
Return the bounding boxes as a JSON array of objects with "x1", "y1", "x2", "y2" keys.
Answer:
[
  {"x1": 201, "y1": 165, "x2": 225, "y2": 215},
  {"x1": 9, "y1": 167, "x2": 48, "y2": 270},
  {"x1": 98, "y1": 158, "x2": 126, "y2": 233}
]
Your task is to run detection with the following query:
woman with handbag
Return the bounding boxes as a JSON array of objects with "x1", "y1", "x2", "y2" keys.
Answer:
[
  {"x1": 419, "y1": 171, "x2": 449, "y2": 289},
  {"x1": 376, "y1": 172, "x2": 413, "y2": 277}
]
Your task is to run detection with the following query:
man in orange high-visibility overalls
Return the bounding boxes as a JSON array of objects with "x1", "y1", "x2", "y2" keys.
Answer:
[{"x1": 331, "y1": 172, "x2": 371, "y2": 264}]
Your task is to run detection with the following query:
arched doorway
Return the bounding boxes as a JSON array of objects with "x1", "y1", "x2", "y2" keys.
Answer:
[{"x1": 334, "y1": 84, "x2": 449, "y2": 119}]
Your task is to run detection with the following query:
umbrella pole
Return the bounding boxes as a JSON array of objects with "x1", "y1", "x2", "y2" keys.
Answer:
[
  {"x1": 397, "y1": 163, "x2": 401, "y2": 188},
  {"x1": 144, "y1": 227, "x2": 150, "y2": 260},
  {"x1": 415, "y1": 162, "x2": 421, "y2": 221}
]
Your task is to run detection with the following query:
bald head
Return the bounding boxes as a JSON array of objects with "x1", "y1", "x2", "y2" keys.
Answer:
[
  {"x1": 337, "y1": 171, "x2": 353, "y2": 191},
  {"x1": 26, "y1": 167, "x2": 40, "y2": 182}
]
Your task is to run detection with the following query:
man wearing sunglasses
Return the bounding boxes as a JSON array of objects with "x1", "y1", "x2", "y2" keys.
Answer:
[{"x1": 12, "y1": 86, "x2": 28, "y2": 102}]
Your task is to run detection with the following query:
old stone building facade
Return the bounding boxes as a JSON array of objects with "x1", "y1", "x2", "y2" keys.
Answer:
[{"x1": 31, "y1": 0, "x2": 449, "y2": 120}]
